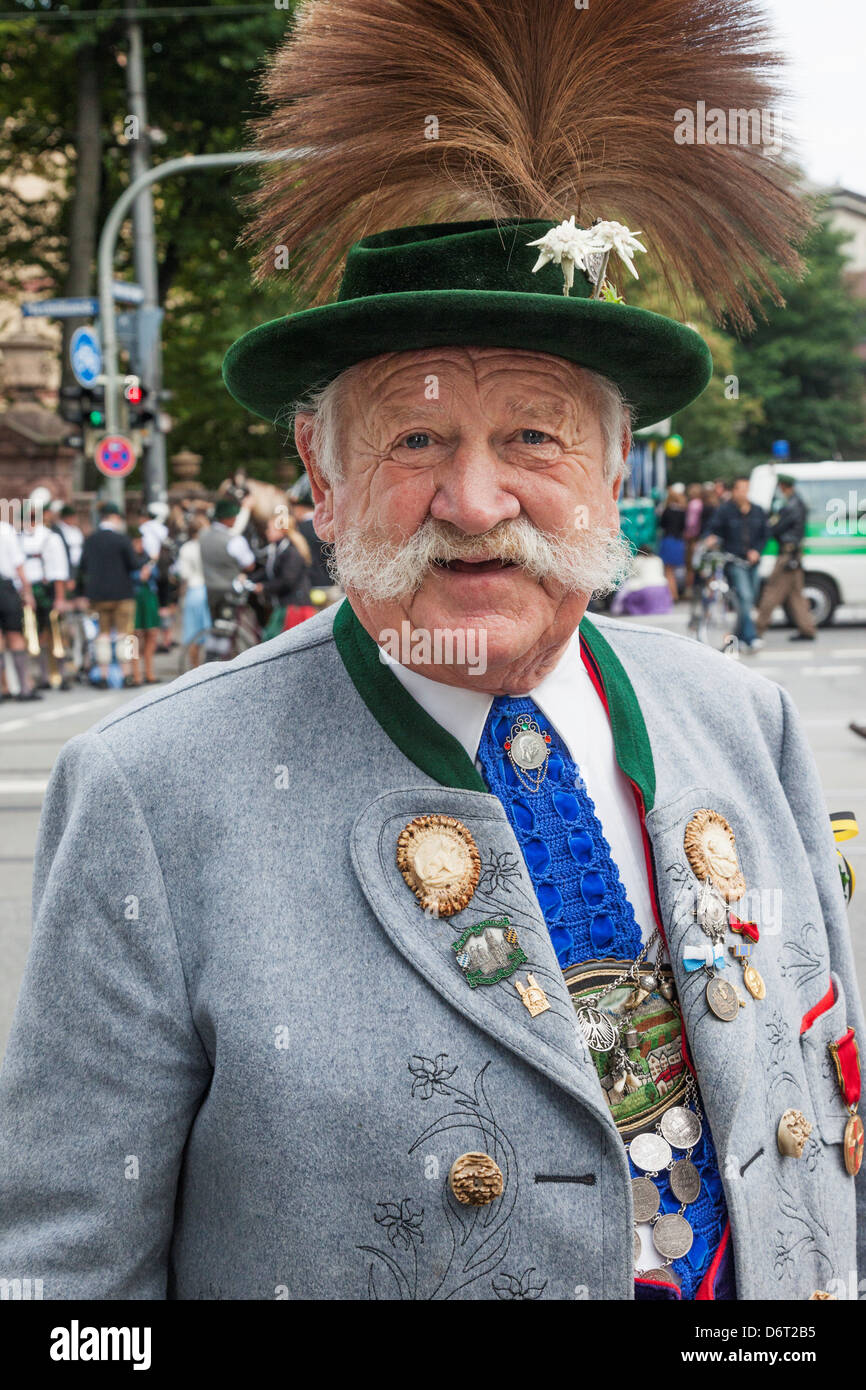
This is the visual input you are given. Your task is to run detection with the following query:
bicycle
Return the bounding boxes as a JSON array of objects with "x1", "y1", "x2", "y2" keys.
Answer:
[
  {"x1": 687, "y1": 547, "x2": 748, "y2": 651},
  {"x1": 178, "y1": 576, "x2": 261, "y2": 674}
]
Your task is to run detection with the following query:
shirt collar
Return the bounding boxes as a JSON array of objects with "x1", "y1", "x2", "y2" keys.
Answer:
[{"x1": 381, "y1": 624, "x2": 586, "y2": 765}]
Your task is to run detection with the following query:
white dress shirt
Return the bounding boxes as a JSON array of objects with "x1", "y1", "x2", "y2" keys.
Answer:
[
  {"x1": 212, "y1": 522, "x2": 255, "y2": 570},
  {"x1": 176, "y1": 538, "x2": 205, "y2": 588},
  {"x1": 380, "y1": 622, "x2": 656, "y2": 941},
  {"x1": 0, "y1": 522, "x2": 25, "y2": 582},
  {"x1": 19, "y1": 526, "x2": 70, "y2": 586},
  {"x1": 140, "y1": 519, "x2": 168, "y2": 563}
]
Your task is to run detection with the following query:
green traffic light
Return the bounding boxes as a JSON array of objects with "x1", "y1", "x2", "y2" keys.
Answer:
[{"x1": 88, "y1": 410, "x2": 105, "y2": 426}]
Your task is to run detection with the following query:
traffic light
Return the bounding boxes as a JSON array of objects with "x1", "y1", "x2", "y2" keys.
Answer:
[
  {"x1": 59, "y1": 384, "x2": 85, "y2": 424},
  {"x1": 123, "y1": 375, "x2": 156, "y2": 432},
  {"x1": 59, "y1": 383, "x2": 106, "y2": 429},
  {"x1": 86, "y1": 386, "x2": 106, "y2": 429}
]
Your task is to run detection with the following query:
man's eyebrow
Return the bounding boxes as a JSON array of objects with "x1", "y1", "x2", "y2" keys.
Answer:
[
  {"x1": 375, "y1": 403, "x2": 449, "y2": 426},
  {"x1": 503, "y1": 397, "x2": 573, "y2": 420}
]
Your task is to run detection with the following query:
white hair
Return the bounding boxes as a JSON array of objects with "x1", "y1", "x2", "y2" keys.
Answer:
[
  {"x1": 327, "y1": 512, "x2": 634, "y2": 602},
  {"x1": 287, "y1": 357, "x2": 632, "y2": 486}
]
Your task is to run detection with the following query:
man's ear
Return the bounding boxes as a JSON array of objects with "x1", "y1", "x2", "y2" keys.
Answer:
[
  {"x1": 294, "y1": 413, "x2": 335, "y2": 542},
  {"x1": 612, "y1": 426, "x2": 631, "y2": 502}
]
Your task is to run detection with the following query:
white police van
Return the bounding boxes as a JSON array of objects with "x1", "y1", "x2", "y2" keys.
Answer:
[{"x1": 749, "y1": 461, "x2": 866, "y2": 625}]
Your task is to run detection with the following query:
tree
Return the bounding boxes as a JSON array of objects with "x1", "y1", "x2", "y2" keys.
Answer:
[
  {"x1": 732, "y1": 207, "x2": 866, "y2": 461},
  {"x1": 1, "y1": 0, "x2": 296, "y2": 488}
]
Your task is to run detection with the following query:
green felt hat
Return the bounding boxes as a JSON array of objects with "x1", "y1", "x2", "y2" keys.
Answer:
[{"x1": 222, "y1": 218, "x2": 713, "y2": 432}]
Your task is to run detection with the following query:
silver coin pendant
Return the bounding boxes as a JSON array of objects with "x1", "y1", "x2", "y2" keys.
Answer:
[
  {"x1": 631, "y1": 1176, "x2": 661, "y2": 1223},
  {"x1": 652, "y1": 1211, "x2": 694, "y2": 1260},
  {"x1": 669, "y1": 1158, "x2": 702, "y2": 1205},
  {"x1": 510, "y1": 730, "x2": 547, "y2": 771},
  {"x1": 630, "y1": 1131, "x2": 673, "y2": 1173},
  {"x1": 660, "y1": 1105, "x2": 703, "y2": 1150}
]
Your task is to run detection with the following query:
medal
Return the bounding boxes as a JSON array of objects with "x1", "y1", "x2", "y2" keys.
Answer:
[
  {"x1": 706, "y1": 974, "x2": 744, "y2": 1021},
  {"x1": 652, "y1": 1212, "x2": 694, "y2": 1260},
  {"x1": 694, "y1": 878, "x2": 728, "y2": 941},
  {"x1": 503, "y1": 714, "x2": 551, "y2": 792},
  {"x1": 828, "y1": 1028, "x2": 863, "y2": 1175},
  {"x1": 729, "y1": 941, "x2": 766, "y2": 1000},
  {"x1": 844, "y1": 1114, "x2": 864, "y2": 1176}
]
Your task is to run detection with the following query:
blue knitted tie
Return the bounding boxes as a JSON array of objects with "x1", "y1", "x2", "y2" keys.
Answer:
[
  {"x1": 476, "y1": 694, "x2": 729, "y2": 1299},
  {"x1": 477, "y1": 695, "x2": 643, "y2": 966}
]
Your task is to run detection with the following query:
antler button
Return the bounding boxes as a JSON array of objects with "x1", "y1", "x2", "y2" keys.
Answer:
[{"x1": 449, "y1": 1152, "x2": 504, "y2": 1205}]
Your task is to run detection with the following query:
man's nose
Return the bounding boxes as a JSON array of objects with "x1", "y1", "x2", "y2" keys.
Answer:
[{"x1": 428, "y1": 441, "x2": 520, "y2": 535}]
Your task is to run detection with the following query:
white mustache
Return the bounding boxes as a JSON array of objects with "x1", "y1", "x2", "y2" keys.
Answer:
[{"x1": 328, "y1": 515, "x2": 633, "y2": 601}]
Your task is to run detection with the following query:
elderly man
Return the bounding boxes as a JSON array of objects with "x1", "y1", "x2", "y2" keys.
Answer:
[{"x1": 1, "y1": 0, "x2": 862, "y2": 1303}]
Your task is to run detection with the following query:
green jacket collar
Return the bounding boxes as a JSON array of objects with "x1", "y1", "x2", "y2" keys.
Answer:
[{"x1": 332, "y1": 600, "x2": 655, "y2": 810}]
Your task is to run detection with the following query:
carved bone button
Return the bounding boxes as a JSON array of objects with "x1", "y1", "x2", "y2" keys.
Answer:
[
  {"x1": 684, "y1": 808, "x2": 747, "y2": 901},
  {"x1": 397, "y1": 814, "x2": 481, "y2": 917},
  {"x1": 449, "y1": 1152, "x2": 504, "y2": 1205},
  {"x1": 777, "y1": 1108, "x2": 812, "y2": 1158}
]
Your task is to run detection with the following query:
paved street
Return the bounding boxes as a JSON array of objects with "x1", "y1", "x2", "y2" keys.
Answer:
[{"x1": 1, "y1": 614, "x2": 865, "y2": 1062}]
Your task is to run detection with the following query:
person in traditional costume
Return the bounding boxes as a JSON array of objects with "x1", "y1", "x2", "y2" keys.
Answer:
[{"x1": 0, "y1": 0, "x2": 862, "y2": 1301}]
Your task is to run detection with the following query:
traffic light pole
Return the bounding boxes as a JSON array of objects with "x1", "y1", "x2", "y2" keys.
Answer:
[
  {"x1": 97, "y1": 145, "x2": 302, "y2": 508},
  {"x1": 123, "y1": 0, "x2": 166, "y2": 509}
]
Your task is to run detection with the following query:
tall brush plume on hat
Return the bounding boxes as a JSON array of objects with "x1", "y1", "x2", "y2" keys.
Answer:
[{"x1": 237, "y1": 0, "x2": 808, "y2": 310}]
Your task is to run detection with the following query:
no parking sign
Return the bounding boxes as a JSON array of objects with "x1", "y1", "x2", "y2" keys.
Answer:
[{"x1": 94, "y1": 434, "x2": 136, "y2": 478}]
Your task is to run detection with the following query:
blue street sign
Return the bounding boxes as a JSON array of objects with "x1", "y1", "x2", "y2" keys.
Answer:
[
  {"x1": 70, "y1": 326, "x2": 102, "y2": 387},
  {"x1": 22, "y1": 297, "x2": 99, "y2": 319},
  {"x1": 22, "y1": 283, "x2": 144, "y2": 319},
  {"x1": 112, "y1": 282, "x2": 145, "y2": 306}
]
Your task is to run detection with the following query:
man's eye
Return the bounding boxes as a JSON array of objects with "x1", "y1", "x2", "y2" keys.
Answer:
[
  {"x1": 401, "y1": 432, "x2": 430, "y2": 449},
  {"x1": 520, "y1": 429, "x2": 552, "y2": 445}
]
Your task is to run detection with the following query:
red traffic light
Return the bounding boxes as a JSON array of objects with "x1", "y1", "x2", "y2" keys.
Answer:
[{"x1": 124, "y1": 382, "x2": 143, "y2": 405}]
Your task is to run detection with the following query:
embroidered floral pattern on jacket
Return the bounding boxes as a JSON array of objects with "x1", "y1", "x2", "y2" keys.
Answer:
[
  {"x1": 781, "y1": 922, "x2": 825, "y2": 989},
  {"x1": 359, "y1": 1055, "x2": 529, "y2": 1300},
  {"x1": 492, "y1": 1267, "x2": 547, "y2": 1299}
]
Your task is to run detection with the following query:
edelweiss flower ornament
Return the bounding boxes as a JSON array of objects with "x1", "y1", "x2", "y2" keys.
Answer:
[
  {"x1": 527, "y1": 216, "x2": 603, "y2": 296},
  {"x1": 590, "y1": 220, "x2": 648, "y2": 279},
  {"x1": 528, "y1": 216, "x2": 647, "y2": 297}
]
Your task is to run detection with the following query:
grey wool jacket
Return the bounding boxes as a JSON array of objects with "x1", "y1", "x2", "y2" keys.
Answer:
[{"x1": 0, "y1": 602, "x2": 862, "y2": 1300}]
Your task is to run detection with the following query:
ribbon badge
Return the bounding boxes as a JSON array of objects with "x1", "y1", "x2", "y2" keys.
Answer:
[{"x1": 683, "y1": 939, "x2": 726, "y2": 973}]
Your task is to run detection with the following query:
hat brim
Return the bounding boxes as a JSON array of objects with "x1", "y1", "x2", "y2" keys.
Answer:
[{"x1": 222, "y1": 290, "x2": 712, "y2": 432}]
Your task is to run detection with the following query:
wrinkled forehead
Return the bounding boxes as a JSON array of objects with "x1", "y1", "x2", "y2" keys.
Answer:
[{"x1": 344, "y1": 345, "x2": 596, "y2": 419}]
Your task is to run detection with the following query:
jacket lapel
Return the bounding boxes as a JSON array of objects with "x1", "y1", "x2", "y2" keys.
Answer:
[
  {"x1": 580, "y1": 619, "x2": 757, "y2": 1144},
  {"x1": 643, "y1": 788, "x2": 757, "y2": 1149},
  {"x1": 350, "y1": 783, "x2": 624, "y2": 1136}
]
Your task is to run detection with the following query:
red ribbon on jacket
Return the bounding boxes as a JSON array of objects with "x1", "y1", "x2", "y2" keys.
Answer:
[
  {"x1": 729, "y1": 914, "x2": 759, "y2": 944},
  {"x1": 829, "y1": 1028, "x2": 862, "y2": 1108}
]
